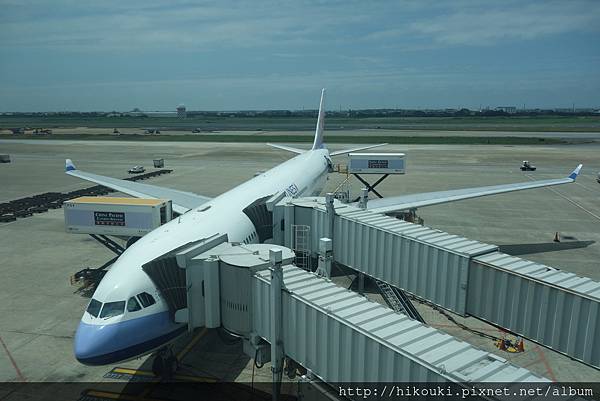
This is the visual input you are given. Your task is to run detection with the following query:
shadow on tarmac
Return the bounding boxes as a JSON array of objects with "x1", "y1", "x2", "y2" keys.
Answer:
[
  {"x1": 499, "y1": 240, "x2": 595, "y2": 256},
  {"x1": 73, "y1": 328, "x2": 298, "y2": 401}
]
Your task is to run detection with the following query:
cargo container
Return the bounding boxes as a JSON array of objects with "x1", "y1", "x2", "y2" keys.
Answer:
[
  {"x1": 347, "y1": 152, "x2": 405, "y2": 174},
  {"x1": 64, "y1": 197, "x2": 172, "y2": 236}
]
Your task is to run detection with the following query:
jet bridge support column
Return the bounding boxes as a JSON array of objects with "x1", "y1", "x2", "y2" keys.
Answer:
[
  {"x1": 358, "y1": 188, "x2": 368, "y2": 209},
  {"x1": 315, "y1": 238, "x2": 332, "y2": 278},
  {"x1": 270, "y1": 249, "x2": 284, "y2": 401},
  {"x1": 357, "y1": 272, "x2": 365, "y2": 294},
  {"x1": 325, "y1": 193, "x2": 335, "y2": 239}
]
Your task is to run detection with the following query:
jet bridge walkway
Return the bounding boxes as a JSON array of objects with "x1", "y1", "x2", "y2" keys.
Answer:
[
  {"x1": 163, "y1": 238, "x2": 550, "y2": 393},
  {"x1": 271, "y1": 196, "x2": 600, "y2": 369},
  {"x1": 253, "y1": 264, "x2": 548, "y2": 384}
]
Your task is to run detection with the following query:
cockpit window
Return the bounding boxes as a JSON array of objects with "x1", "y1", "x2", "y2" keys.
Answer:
[
  {"x1": 86, "y1": 299, "x2": 102, "y2": 318},
  {"x1": 137, "y1": 292, "x2": 156, "y2": 308},
  {"x1": 100, "y1": 301, "x2": 125, "y2": 318},
  {"x1": 127, "y1": 296, "x2": 141, "y2": 312}
]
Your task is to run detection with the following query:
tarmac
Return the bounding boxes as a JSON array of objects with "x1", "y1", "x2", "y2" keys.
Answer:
[{"x1": 0, "y1": 138, "x2": 599, "y2": 392}]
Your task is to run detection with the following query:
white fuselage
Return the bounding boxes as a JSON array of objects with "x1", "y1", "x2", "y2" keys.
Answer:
[{"x1": 74, "y1": 148, "x2": 331, "y2": 365}]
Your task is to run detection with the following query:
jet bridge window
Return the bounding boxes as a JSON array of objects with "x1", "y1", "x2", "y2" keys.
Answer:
[
  {"x1": 86, "y1": 299, "x2": 102, "y2": 318},
  {"x1": 100, "y1": 301, "x2": 126, "y2": 318},
  {"x1": 127, "y1": 296, "x2": 141, "y2": 312},
  {"x1": 137, "y1": 292, "x2": 156, "y2": 308}
]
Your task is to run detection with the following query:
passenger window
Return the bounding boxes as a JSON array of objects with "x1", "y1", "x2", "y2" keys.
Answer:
[
  {"x1": 127, "y1": 296, "x2": 141, "y2": 312},
  {"x1": 100, "y1": 301, "x2": 125, "y2": 318},
  {"x1": 86, "y1": 299, "x2": 102, "y2": 318},
  {"x1": 137, "y1": 292, "x2": 156, "y2": 308}
]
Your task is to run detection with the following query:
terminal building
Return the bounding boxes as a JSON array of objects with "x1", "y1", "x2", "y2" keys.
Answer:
[{"x1": 495, "y1": 106, "x2": 517, "y2": 114}]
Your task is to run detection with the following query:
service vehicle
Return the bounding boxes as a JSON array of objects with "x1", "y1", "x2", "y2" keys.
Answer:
[
  {"x1": 128, "y1": 165, "x2": 146, "y2": 174},
  {"x1": 520, "y1": 161, "x2": 536, "y2": 171}
]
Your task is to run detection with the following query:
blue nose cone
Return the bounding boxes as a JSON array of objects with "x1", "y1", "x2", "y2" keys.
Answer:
[
  {"x1": 73, "y1": 311, "x2": 186, "y2": 366},
  {"x1": 74, "y1": 321, "x2": 105, "y2": 365}
]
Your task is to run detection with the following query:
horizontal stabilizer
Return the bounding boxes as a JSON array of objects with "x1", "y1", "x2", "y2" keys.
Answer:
[
  {"x1": 266, "y1": 143, "x2": 305, "y2": 154},
  {"x1": 330, "y1": 143, "x2": 388, "y2": 156}
]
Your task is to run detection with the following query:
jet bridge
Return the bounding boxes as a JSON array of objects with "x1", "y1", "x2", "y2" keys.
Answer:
[
  {"x1": 137, "y1": 194, "x2": 599, "y2": 394},
  {"x1": 167, "y1": 238, "x2": 549, "y2": 394},
  {"x1": 271, "y1": 196, "x2": 600, "y2": 369}
]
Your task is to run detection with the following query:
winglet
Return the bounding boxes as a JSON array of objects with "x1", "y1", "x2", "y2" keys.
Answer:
[
  {"x1": 568, "y1": 164, "x2": 583, "y2": 180},
  {"x1": 66, "y1": 159, "x2": 76, "y2": 172},
  {"x1": 311, "y1": 88, "x2": 326, "y2": 150}
]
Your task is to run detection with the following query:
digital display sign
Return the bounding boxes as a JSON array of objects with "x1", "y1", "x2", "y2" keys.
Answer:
[{"x1": 368, "y1": 160, "x2": 389, "y2": 169}]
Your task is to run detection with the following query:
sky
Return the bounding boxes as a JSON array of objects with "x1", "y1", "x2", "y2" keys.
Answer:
[{"x1": 0, "y1": 0, "x2": 599, "y2": 111}]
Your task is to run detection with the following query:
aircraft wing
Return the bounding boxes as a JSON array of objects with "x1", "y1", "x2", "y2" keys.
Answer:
[
  {"x1": 65, "y1": 160, "x2": 211, "y2": 215},
  {"x1": 364, "y1": 164, "x2": 582, "y2": 214}
]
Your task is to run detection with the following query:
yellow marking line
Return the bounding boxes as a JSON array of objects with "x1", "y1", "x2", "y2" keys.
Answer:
[
  {"x1": 84, "y1": 390, "x2": 165, "y2": 401},
  {"x1": 112, "y1": 367, "x2": 156, "y2": 377},
  {"x1": 176, "y1": 328, "x2": 207, "y2": 361},
  {"x1": 111, "y1": 367, "x2": 216, "y2": 383}
]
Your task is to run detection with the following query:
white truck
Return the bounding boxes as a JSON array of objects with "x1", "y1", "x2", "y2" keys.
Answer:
[{"x1": 64, "y1": 197, "x2": 172, "y2": 237}]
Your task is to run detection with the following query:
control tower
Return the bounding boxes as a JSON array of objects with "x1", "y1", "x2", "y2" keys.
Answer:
[{"x1": 176, "y1": 104, "x2": 186, "y2": 118}]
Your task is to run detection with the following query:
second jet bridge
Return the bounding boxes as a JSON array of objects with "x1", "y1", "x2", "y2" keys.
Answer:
[
  {"x1": 139, "y1": 194, "x2": 599, "y2": 392},
  {"x1": 271, "y1": 196, "x2": 600, "y2": 369}
]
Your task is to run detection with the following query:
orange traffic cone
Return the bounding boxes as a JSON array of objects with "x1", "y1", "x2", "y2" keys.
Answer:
[
  {"x1": 553, "y1": 232, "x2": 560, "y2": 243},
  {"x1": 517, "y1": 338, "x2": 525, "y2": 352}
]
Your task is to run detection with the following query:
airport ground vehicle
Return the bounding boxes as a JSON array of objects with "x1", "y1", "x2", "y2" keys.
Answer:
[
  {"x1": 128, "y1": 166, "x2": 146, "y2": 174},
  {"x1": 520, "y1": 161, "x2": 536, "y2": 171}
]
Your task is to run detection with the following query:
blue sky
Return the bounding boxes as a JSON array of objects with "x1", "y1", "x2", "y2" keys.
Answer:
[{"x1": 0, "y1": 0, "x2": 599, "y2": 111}]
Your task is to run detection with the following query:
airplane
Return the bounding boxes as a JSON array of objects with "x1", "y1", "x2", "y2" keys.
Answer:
[{"x1": 68, "y1": 88, "x2": 583, "y2": 374}]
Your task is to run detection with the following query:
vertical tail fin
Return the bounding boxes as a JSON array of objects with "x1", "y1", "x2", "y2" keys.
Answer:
[{"x1": 311, "y1": 88, "x2": 326, "y2": 150}]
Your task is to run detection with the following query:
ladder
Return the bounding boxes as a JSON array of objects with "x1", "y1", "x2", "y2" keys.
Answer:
[{"x1": 292, "y1": 224, "x2": 311, "y2": 271}]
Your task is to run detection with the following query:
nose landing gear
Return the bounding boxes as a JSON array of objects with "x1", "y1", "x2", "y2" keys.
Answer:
[{"x1": 152, "y1": 346, "x2": 179, "y2": 379}]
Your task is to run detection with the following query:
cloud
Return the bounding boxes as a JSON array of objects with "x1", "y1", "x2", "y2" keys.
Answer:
[
  {"x1": 0, "y1": 1, "x2": 598, "y2": 110},
  {"x1": 409, "y1": 1, "x2": 600, "y2": 46},
  {"x1": 0, "y1": 0, "x2": 371, "y2": 50},
  {"x1": 4, "y1": 1, "x2": 597, "y2": 52}
]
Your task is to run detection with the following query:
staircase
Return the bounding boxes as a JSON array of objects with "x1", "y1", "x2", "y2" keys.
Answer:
[{"x1": 376, "y1": 280, "x2": 425, "y2": 323}]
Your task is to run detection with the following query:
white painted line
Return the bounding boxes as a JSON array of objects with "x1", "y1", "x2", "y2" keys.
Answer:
[{"x1": 525, "y1": 174, "x2": 600, "y2": 222}]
